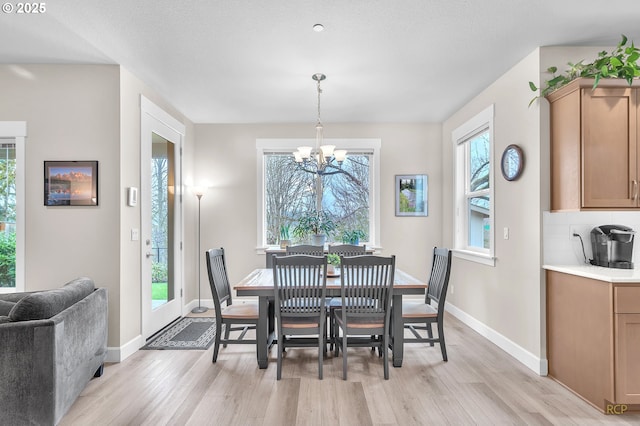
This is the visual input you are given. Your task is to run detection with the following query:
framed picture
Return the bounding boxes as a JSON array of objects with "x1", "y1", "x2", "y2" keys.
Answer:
[
  {"x1": 395, "y1": 174, "x2": 428, "y2": 216},
  {"x1": 44, "y1": 161, "x2": 98, "y2": 206}
]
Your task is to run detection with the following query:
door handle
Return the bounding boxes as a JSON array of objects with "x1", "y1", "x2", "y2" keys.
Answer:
[
  {"x1": 146, "y1": 252, "x2": 155, "y2": 258},
  {"x1": 633, "y1": 180, "x2": 638, "y2": 202}
]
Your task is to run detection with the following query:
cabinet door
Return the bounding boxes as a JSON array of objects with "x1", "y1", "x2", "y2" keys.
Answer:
[
  {"x1": 581, "y1": 87, "x2": 638, "y2": 208},
  {"x1": 615, "y1": 313, "x2": 640, "y2": 404}
]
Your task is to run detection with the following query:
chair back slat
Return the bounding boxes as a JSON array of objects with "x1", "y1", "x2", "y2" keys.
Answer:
[
  {"x1": 285, "y1": 244, "x2": 324, "y2": 256},
  {"x1": 328, "y1": 244, "x2": 366, "y2": 257},
  {"x1": 273, "y1": 255, "x2": 327, "y2": 317},
  {"x1": 206, "y1": 248, "x2": 232, "y2": 317},
  {"x1": 425, "y1": 247, "x2": 452, "y2": 311},
  {"x1": 340, "y1": 255, "x2": 395, "y2": 320}
]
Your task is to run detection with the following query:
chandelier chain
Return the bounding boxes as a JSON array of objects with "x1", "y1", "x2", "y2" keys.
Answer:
[{"x1": 317, "y1": 78, "x2": 322, "y2": 125}]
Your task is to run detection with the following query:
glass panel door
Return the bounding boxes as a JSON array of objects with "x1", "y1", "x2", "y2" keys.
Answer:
[{"x1": 151, "y1": 135, "x2": 175, "y2": 309}]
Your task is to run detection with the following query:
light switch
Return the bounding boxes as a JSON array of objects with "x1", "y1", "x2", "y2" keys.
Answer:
[
  {"x1": 503, "y1": 227, "x2": 509, "y2": 240},
  {"x1": 131, "y1": 228, "x2": 140, "y2": 241}
]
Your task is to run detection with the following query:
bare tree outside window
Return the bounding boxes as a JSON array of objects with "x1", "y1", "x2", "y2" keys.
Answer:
[
  {"x1": 264, "y1": 153, "x2": 370, "y2": 245},
  {"x1": 467, "y1": 131, "x2": 490, "y2": 249}
]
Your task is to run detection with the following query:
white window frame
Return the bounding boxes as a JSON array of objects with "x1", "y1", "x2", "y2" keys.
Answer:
[
  {"x1": 452, "y1": 105, "x2": 495, "y2": 266},
  {"x1": 0, "y1": 122, "x2": 26, "y2": 293},
  {"x1": 256, "y1": 138, "x2": 381, "y2": 250}
]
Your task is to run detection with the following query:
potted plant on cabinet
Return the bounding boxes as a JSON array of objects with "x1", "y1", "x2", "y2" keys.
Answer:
[
  {"x1": 529, "y1": 34, "x2": 640, "y2": 105},
  {"x1": 292, "y1": 210, "x2": 336, "y2": 246}
]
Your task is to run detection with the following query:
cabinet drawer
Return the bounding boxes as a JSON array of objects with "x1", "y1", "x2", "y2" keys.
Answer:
[{"x1": 615, "y1": 286, "x2": 640, "y2": 313}]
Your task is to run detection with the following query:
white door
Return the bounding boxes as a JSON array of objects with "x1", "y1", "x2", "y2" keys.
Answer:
[{"x1": 141, "y1": 97, "x2": 184, "y2": 339}]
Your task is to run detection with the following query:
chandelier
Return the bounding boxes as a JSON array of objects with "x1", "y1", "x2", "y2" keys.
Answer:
[{"x1": 293, "y1": 73, "x2": 347, "y2": 176}]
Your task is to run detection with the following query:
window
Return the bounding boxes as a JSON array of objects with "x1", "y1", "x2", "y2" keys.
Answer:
[
  {"x1": 257, "y1": 139, "x2": 380, "y2": 248},
  {"x1": 0, "y1": 122, "x2": 25, "y2": 293},
  {"x1": 452, "y1": 105, "x2": 494, "y2": 265}
]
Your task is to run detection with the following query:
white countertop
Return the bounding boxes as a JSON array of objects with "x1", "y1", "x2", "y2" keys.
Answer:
[{"x1": 543, "y1": 264, "x2": 640, "y2": 283}]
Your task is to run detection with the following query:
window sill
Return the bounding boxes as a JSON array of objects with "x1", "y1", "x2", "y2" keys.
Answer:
[{"x1": 452, "y1": 249, "x2": 495, "y2": 267}]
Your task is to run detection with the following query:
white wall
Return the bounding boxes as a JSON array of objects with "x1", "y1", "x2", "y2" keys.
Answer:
[
  {"x1": 118, "y1": 68, "x2": 195, "y2": 348},
  {"x1": 0, "y1": 65, "x2": 195, "y2": 351},
  {"x1": 193, "y1": 123, "x2": 442, "y2": 292},
  {"x1": 0, "y1": 64, "x2": 122, "y2": 341},
  {"x1": 442, "y1": 50, "x2": 546, "y2": 373}
]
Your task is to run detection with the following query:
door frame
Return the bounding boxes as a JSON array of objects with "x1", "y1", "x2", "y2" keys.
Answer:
[{"x1": 140, "y1": 96, "x2": 185, "y2": 339}]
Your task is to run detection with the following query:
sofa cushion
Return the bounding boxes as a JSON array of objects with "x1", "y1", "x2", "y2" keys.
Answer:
[
  {"x1": 0, "y1": 300, "x2": 15, "y2": 316},
  {"x1": 8, "y1": 277, "x2": 95, "y2": 321},
  {"x1": 0, "y1": 315, "x2": 10, "y2": 324}
]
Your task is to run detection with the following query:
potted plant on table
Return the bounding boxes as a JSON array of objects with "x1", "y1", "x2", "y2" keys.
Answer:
[
  {"x1": 292, "y1": 210, "x2": 336, "y2": 246},
  {"x1": 326, "y1": 253, "x2": 340, "y2": 276}
]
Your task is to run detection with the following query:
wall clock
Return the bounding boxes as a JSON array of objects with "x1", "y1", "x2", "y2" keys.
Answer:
[{"x1": 501, "y1": 144, "x2": 524, "y2": 181}]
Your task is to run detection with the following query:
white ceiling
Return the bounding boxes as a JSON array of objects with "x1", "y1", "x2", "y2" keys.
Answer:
[{"x1": 2, "y1": 0, "x2": 640, "y2": 124}]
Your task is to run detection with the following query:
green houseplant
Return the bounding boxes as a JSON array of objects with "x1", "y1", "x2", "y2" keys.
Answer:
[
  {"x1": 292, "y1": 210, "x2": 336, "y2": 245},
  {"x1": 342, "y1": 229, "x2": 366, "y2": 245},
  {"x1": 529, "y1": 35, "x2": 640, "y2": 106},
  {"x1": 326, "y1": 253, "x2": 340, "y2": 275},
  {"x1": 279, "y1": 224, "x2": 291, "y2": 249}
]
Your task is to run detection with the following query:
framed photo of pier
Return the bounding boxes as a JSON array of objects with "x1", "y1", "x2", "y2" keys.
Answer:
[
  {"x1": 44, "y1": 161, "x2": 98, "y2": 206},
  {"x1": 395, "y1": 174, "x2": 427, "y2": 216}
]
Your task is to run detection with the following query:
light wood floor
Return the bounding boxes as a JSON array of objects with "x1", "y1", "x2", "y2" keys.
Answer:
[{"x1": 62, "y1": 313, "x2": 640, "y2": 425}]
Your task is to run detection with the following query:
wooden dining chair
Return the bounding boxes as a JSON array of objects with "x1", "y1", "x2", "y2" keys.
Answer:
[
  {"x1": 333, "y1": 255, "x2": 395, "y2": 380},
  {"x1": 272, "y1": 254, "x2": 328, "y2": 380},
  {"x1": 285, "y1": 244, "x2": 324, "y2": 256},
  {"x1": 399, "y1": 247, "x2": 452, "y2": 361},
  {"x1": 206, "y1": 248, "x2": 259, "y2": 363},
  {"x1": 327, "y1": 244, "x2": 367, "y2": 349}
]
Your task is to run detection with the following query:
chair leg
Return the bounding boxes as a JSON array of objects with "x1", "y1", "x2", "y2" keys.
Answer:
[
  {"x1": 383, "y1": 333, "x2": 389, "y2": 380},
  {"x1": 277, "y1": 334, "x2": 283, "y2": 380},
  {"x1": 437, "y1": 321, "x2": 448, "y2": 362},
  {"x1": 319, "y1": 322, "x2": 324, "y2": 380},
  {"x1": 426, "y1": 322, "x2": 435, "y2": 347},
  {"x1": 342, "y1": 332, "x2": 348, "y2": 380},
  {"x1": 212, "y1": 320, "x2": 223, "y2": 363},
  {"x1": 223, "y1": 322, "x2": 231, "y2": 348}
]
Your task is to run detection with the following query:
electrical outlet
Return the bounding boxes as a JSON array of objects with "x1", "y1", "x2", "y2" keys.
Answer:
[{"x1": 450, "y1": 285, "x2": 454, "y2": 295}]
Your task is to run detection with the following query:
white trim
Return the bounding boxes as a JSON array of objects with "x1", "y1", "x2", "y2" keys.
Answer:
[
  {"x1": 140, "y1": 96, "x2": 185, "y2": 136},
  {"x1": 452, "y1": 249, "x2": 496, "y2": 267},
  {"x1": 445, "y1": 302, "x2": 548, "y2": 376},
  {"x1": 0, "y1": 121, "x2": 26, "y2": 293},
  {"x1": 452, "y1": 105, "x2": 495, "y2": 264},
  {"x1": 105, "y1": 335, "x2": 144, "y2": 363},
  {"x1": 255, "y1": 138, "x2": 381, "y2": 248},
  {"x1": 140, "y1": 96, "x2": 185, "y2": 339}
]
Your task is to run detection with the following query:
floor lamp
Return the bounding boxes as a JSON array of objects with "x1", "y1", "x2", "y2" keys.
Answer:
[{"x1": 192, "y1": 186, "x2": 208, "y2": 313}]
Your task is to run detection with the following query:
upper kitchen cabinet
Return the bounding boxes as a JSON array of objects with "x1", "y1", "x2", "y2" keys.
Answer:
[{"x1": 548, "y1": 78, "x2": 640, "y2": 210}]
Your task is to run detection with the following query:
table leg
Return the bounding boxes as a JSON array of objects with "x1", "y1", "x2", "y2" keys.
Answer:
[
  {"x1": 256, "y1": 296, "x2": 274, "y2": 369},
  {"x1": 392, "y1": 293, "x2": 403, "y2": 367}
]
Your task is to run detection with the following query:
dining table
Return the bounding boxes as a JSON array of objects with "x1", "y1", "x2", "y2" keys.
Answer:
[{"x1": 235, "y1": 267, "x2": 427, "y2": 369}]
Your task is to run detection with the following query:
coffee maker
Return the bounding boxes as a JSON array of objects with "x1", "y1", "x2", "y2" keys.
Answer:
[{"x1": 590, "y1": 225, "x2": 635, "y2": 269}]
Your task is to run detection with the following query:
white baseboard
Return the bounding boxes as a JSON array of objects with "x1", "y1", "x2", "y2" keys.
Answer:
[
  {"x1": 105, "y1": 334, "x2": 144, "y2": 363},
  {"x1": 445, "y1": 302, "x2": 548, "y2": 376}
]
